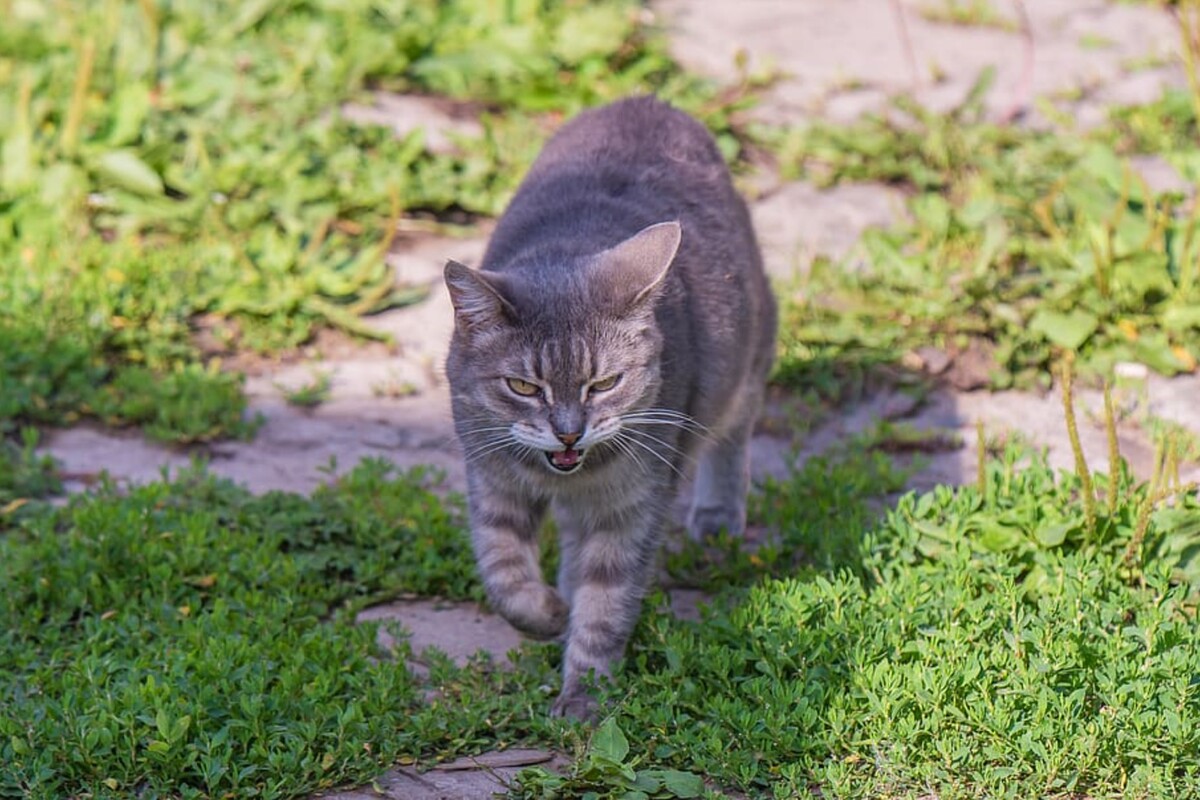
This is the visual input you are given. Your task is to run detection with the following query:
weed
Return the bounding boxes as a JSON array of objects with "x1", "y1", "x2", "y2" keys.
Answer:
[
  {"x1": 279, "y1": 371, "x2": 334, "y2": 409},
  {"x1": 0, "y1": 0, "x2": 744, "y2": 441},
  {"x1": 4, "y1": 419, "x2": 1200, "y2": 797},
  {"x1": 0, "y1": 460, "x2": 484, "y2": 797},
  {"x1": 511, "y1": 718, "x2": 706, "y2": 799},
  {"x1": 1146, "y1": 415, "x2": 1200, "y2": 462},
  {"x1": 1079, "y1": 32, "x2": 1117, "y2": 50},
  {"x1": 772, "y1": 72, "x2": 1200, "y2": 388},
  {"x1": 0, "y1": 429, "x2": 61, "y2": 521},
  {"x1": 566, "y1": 446, "x2": 1200, "y2": 797},
  {"x1": 919, "y1": 0, "x2": 1017, "y2": 31},
  {"x1": 668, "y1": 443, "x2": 910, "y2": 589},
  {"x1": 371, "y1": 368, "x2": 421, "y2": 399}
]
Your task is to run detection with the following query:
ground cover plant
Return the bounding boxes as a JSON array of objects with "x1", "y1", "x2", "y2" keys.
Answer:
[
  {"x1": 4, "y1": 398, "x2": 1200, "y2": 797},
  {"x1": 0, "y1": 460, "x2": 490, "y2": 797},
  {"x1": 0, "y1": 0, "x2": 744, "y2": 444},
  {"x1": 512, "y1": 392, "x2": 1200, "y2": 799},
  {"x1": 771, "y1": 69, "x2": 1200, "y2": 394},
  {"x1": 6, "y1": 2, "x2": 1200, "y2": 798}
]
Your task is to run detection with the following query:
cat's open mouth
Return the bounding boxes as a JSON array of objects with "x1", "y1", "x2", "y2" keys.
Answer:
[{"x1": 546, "y1": 448, "x2": 585, "y2": 473}]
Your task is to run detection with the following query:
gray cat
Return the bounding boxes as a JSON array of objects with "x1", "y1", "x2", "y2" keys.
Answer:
[{"x1": 443, "y1": 96, "x2": 776, "y2": 719}]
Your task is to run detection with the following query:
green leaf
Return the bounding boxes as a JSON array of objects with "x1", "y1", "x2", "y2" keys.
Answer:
[
  {"x1": 1112, "y1": 253, "x2": 1172, "y2": 300},
  {"x1": 552, "y1": 6, "x2": 629, "y2": 63},
  {"x1": 93, "y1": 150, "x2": 164, "y2": 196},
  {"x1": 1028, "y1": 308, "x2": 1100, "y2": 351},
  {"x1": 155, "y1": 707, "x2": 172, "y2": 740},
  {"x1": 973, "y1": 519, "x2": 1025, "y2": 552},
  {"x1": 1163, "y1": 304, "x2": 1200, "y2": 332},
  {"x1": 590, "y1": 718, "x2": 630, "y2": 764},
  {"x1": 1132, "y1": 332, "x2": 1188, "y2": 375},
  {"x1": 108, "y1": 83, "x2": 152, "y2": 147},
  {"x1": 648, "y1": 769, "x2": 705, "y2": 798},
  {"x1": 1035, "y1": 522, "x2": 1072, "y2": 548},
  {"x1": 1, "y1": 83, "x2": 34, "y2": 192},
  {"x1": 632, "y1": 772, "x2": 662, "y2": 792}
]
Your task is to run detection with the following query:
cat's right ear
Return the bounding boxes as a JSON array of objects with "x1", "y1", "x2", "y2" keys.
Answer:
[
  {"x1": 591, "y1": 220, "x2": 682, "y2": 312},
  {"x1": 444, "y1": 260, "x2": 516, "y2": 331}
]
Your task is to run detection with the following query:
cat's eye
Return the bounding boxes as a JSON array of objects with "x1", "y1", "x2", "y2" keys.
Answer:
[
  {"x1": 589, "y1": 375, "x2": 621, "y2": 394},
  {"x1": 505, "y1": 377, "x2": 541, "y2": 397}
]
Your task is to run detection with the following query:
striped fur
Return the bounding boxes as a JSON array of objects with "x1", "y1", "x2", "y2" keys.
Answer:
[{"x1": 443, "y1": 97, "x2": 776, "y2": 719}]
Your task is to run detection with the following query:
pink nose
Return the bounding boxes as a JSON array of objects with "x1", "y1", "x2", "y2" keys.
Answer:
[{"x1": 557, "y1": 432, "x2": 580, "y2": 447}]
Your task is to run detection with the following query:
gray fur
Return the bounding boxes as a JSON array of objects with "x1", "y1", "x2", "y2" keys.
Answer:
[{"x1": 443, "y1": 96, "x2": 776, "y2": 719}]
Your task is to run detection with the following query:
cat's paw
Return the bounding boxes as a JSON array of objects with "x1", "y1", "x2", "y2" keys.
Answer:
[
  {"x1": 503, "y1": 582, "x2": 569, "y2": 640},
  {"x1": 550, "y1": 688, "x2": 599, "y2": 721},
  {"x1": 687, "y1": 504, "x2": 746, "y2": 541}
]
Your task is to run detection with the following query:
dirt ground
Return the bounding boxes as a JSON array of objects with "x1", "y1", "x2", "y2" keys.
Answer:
[{"x1": 36, "y1": 2, "x2": 1200, "y2": 797}]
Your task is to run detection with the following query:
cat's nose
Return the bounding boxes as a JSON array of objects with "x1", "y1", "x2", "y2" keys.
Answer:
[{"x1": 550, "y1": 406, "x2": 585, "y2": 445}]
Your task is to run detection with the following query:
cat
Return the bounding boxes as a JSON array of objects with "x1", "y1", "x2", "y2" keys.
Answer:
[{"x1": 443, "y1": 96, "x2": 776, "y2": 719}]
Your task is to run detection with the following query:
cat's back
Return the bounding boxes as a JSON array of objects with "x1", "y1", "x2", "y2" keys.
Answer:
[
  {"x1": 479, "y1": 96, "x2": 775, "y2": 422},
  {"x1": 527, "y1": 95, "x2": 725, "y2": 186},
  {"x1": 481, "y1": 96, "x2": 748, "y2": 270}
]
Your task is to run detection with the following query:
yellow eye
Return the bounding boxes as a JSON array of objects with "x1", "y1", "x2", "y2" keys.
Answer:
[
  {"x1": 506, "y1": 377, "x2": 541, "y2": 397},
  {"x1": 590, "y1": 375, "x2": 620, "y2": 393}
]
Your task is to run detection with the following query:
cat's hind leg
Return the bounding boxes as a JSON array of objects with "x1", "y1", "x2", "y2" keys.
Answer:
[
  {"x1": 468, "y1": 480, "x2": 567, "y2": 640},
  {"x1": 686, "y1": 383, "x2": 763, "y2": 540}
]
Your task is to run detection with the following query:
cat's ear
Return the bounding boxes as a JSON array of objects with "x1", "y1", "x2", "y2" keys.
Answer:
[
  {"x1": 444, "y1": 260, "x2": 516, "y2": 330},
  {"x1": 591, "y1": 221, "x2": 682, "y2": 311}
]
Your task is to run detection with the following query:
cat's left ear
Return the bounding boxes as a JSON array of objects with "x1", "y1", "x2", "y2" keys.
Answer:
[{"x1": 591, "y1": 220, "x2": 682, "y2": 311}]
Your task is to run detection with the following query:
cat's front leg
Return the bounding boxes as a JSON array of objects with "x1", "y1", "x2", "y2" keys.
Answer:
[
  {"x1": 467, "y1": 475, "x2": 567, "y2": 640},
  {"x1": 551, "y1": 504, "x2": 662, "y2": 719}
]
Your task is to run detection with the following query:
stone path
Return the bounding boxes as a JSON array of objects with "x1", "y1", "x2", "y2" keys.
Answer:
[{"x1": 34, "y1": 2, "x2": 1200, "y2": 797}]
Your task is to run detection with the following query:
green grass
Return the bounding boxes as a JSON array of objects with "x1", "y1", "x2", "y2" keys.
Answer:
[
  {"x1": 0, "y1": 0, "x2": 742, "y2": 443},
  {"x1": 0, "y1": 460, "x2": 488, "y2": 797},
  {"x1": 768, "y1": 72, "x2": 1200, "y2": 393},
  {"x1": 517, "y1": 443, "x2": 1200, "y2": 798},
  {"x1": 6, "y1": 2, "x2": 1200, "y2": 797},
  {"x1": 4, "y1": 434, "x2": 1199, "y2": 798},
  {"x1": 0, "y1": 429, "x2": 60, "y2": 516},
  {"x1": 278, "y1": 371, "x2": 334, "y2": 409}
]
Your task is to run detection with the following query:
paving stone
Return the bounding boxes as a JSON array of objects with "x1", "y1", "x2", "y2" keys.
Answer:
[
  {"x1": 654, "y1": 0, "x2": 1180, "y2": 124},
  {"x1": 30, "y1": 7, "x2": 1200, "y2": 799},
  {"x1": 318, "y1": 749, "x2": 568, "y2": 800},
  {"x1": 751, "y1": 181, "x2": 906, "y2": 278},
  {"x1": 357, "y1": 599, "x2": 526, "y2": 668}
]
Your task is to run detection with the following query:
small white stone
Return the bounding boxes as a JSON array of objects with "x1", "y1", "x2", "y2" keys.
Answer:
[{"x1": 1114, "y1": 362, "x2": 1150, "y2": 380}]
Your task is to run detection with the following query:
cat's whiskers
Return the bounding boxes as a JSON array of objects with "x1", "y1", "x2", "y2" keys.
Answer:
[
  {"x1": 464, "y1": 443, "x2": 520, "y2": 464},
  {"x1": 618, "y1": 425, "x2": 697, "y2": 468},
  {"x1": 624, "y1": 412, "x2": 705, "y2": 431},
  {"x1": 619, "y1": 408, "x2": 713, "y2": 435},
  {"x1": 458, "y1": 424, "x2": 516, "y2": 445},
  {"x1": 453, "y1": 417, "x2": 511, "y2": 429},
  {"x1": 612, "y1": 430, "x2": 686, "y2": 480},
  {"x1": 459, "y1": 428, "x2": 510, "y2": 444},
  {"x1": 619, "y1": 419, "x2": 710, "y2": 455},
  {"x1": 601, "y1": 433, "x2": 648, "y2": 475},
  {"x1": 461, "y1": 431, "x2": 520, "y2": 462}
]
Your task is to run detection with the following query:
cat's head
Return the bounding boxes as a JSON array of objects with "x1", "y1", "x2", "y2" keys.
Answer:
[{"x1": 444, "y1": 221, "x2": 681, "y2": 477}]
